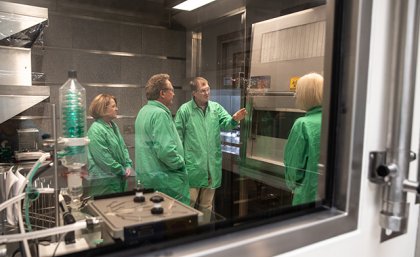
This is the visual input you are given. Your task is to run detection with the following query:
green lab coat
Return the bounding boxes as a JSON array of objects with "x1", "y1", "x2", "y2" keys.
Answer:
[
  {"x1": 175, "y1": 100, "x2": 238, "y2": 189},
  {"x1": 284, "y1": 106, "x2": 322, "y2": 206},
  {"x1": 135, "y1": 100, "x2": 189, "y2": 205},
  {"x1": 87, "y1": 119, "x2": 133, "y2": 196}
]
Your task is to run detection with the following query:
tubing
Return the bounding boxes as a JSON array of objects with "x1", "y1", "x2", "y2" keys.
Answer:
[
  {"x1": 0, "y1": 193, "x2": 25, "y2": 212},
  {"x1": 25, "y1": 161, "x2": 42, "y2": 231},
  {"x1": 0, "y1": 220, "x2": 88, "y2": 244},
  {"x1": 17, "y1": 153, "x2": 51, "y2": 257}
]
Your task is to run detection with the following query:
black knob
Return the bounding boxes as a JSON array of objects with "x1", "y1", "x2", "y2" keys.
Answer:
[
  {"x1": 150, "y1": 195, "x2": 164, "y2": 215},
  {"x1": 41, "y1": 134, "x2": 51, "y2": 139},
  {"x1": 377, "y1": 165, "x2": 390, "y2": 177},
  {"x1": 133, "y1": 194, "x2": 145, "y2": 203},
  {"x1": 151, "y1": 207, "x2": 164, "y2": 215},
  {"x1": 68, "y1": 70, "x2": 77, "y2": 78},
  {"x1": 133, "y1": 181, "x2": 146, "y2": 202},
  {"x1": 150, "y1": 195, "x2": 164, "y2": 203},
  {"x1": 63, "y1": 212, "x2": 76, "y2": 244},
  {"x1": 63, "y1": 212, "x2": 76, "y2": 225}
]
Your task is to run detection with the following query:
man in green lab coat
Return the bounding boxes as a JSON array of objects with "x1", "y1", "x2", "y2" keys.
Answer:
[
  {"x1": 135, "y1": 74, "x2": 189, "y2": 205},
  {"x1": 284, "y1": 73, "x2": 323, "y2": 206},
  {"x1": 175, "y1": 77, "x2": 247, "y2": 210}
]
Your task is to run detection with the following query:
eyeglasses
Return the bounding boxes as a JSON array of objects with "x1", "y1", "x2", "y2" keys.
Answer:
[
  {"x1": 162, "y1": 88, "x2": 174, "y2": 92},
  {"x1": 196, "y1": 88, "x2": 210, "y2": 95}
]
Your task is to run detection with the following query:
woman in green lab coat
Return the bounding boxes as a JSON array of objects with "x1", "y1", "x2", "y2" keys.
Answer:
[
  {"x1": 284, "y1": 73, "x2": 323, "y2": 206},
  {"x1": 87, "y1": 94, "x2": 133, "y2": 196}
]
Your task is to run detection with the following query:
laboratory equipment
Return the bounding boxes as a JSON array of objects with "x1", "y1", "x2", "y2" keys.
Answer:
[
  {"x1": 58, "y1": 70, "x2": 89, "y2": 211},
  {"x1": 240, "y1": 6, "x2": 325, "y2": 190},
  {"x1": 87, "y1": 192, "x2": 201, "y2": 244},
  {"x1": 17, "y1": 128, "x2": 39, "y2": 152},
  {"x1": 15, "y1": 128, "x2": 51, "y2": 162}
]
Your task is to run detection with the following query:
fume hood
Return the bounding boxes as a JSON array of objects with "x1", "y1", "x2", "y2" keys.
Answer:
[{"x1": 0, "y1": 1, "x2": 49, "y2": 124}]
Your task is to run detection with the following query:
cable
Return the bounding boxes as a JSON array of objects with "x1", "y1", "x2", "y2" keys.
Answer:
[
  {"x1": 51, "y1": 233, "x2": 66, "y2": 257},
  {"x1": 17, "y1": 196, "x2": 31, "y2": 257},
  {"x1": 11, "y1": 247, "x2": 21, "y2": 257}
]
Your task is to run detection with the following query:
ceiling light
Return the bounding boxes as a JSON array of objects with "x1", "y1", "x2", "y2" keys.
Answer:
[{"x1": 173, "y1": 0, "x2": 216, "y2": 11}]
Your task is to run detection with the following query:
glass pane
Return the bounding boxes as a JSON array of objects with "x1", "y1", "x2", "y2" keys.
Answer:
[{"x1": 0, "y1": 1, "x2": 329, "y2": 256}]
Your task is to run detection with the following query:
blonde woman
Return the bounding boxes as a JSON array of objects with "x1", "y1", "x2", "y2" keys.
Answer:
[
  {"x1": 87, "y1": 94, "x2": 132, "y2": 196},
  {"x1": 284, "y1": 73, "x2": 323, "y2": 205}
]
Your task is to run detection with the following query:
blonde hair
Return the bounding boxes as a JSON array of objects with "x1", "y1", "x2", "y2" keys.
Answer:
[
  {"x1": 145, "y1": 73, "x2": 170, "y2": 100},
  {"x1": 295, "y1": 73, "x2": 323, "y2": 111},
  {"x1": 89, "y1": 94, "x2": 117, "y2": 120}
]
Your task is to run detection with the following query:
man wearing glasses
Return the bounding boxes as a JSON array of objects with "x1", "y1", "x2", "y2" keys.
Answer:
[
  {"x1": 135, "y1": 73, "x2": 189, "y2": 205},
  {"x1": 175, "y1": 77, "x2": 247, "y2": 211}
]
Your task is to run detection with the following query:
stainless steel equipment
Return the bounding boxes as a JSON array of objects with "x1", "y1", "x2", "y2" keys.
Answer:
[
  {"x1": 88, "y1": 192, "x2": 201, "y2": 244},
  {"x1": 14, "y1": 128, "x2": 52, "y2": 161},
  {"x1": 0, "y1": 1, "x2": 49, "y2": 124},
  {"x1": 243, "y1": 93, "x2": 305, "y2": 171},
  {"x1": 17, "y1": 128, "x2": 39, "y2": 151},
  {"x1": 240, "y1": 5, "x2": 326, "y2": 188},
  {"x1": 248, "y1": 5, "x2": 326, "y2": 93}
]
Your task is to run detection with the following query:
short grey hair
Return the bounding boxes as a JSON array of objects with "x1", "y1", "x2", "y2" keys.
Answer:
[{"x1": 189, "y1": 77, "x2": 208, "y2": 92}]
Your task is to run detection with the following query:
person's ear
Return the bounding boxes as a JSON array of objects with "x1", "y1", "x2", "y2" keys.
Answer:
[{"x1": 159, "y1": 89, "x2": 165, "y2": 98}]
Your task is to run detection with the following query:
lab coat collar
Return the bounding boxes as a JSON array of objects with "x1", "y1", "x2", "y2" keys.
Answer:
[
  {"x1": 148, "y1": 100, "x2": 172, "y2": 115},
  {"x1": 306, "y1": 106, "x2": 322, "y2": 115},
  {"x1": 97, "y1": 118, "x2": 115, "y2": 129},
  {"x1": 191, "y1": 98, "x2": 209, "y2": 111}
]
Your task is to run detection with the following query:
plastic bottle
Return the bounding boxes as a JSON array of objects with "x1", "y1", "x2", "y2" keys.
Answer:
[
  {"x1": 58, "y1": 70, "x2": 87, "y2": 170},
  {"x1": 59, "y1": 71, "x2": 87, "y2": 209}
]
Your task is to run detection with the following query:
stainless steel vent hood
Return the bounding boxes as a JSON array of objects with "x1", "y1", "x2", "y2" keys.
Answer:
[
  {"x1": 0, "y1": 85, "x2": 49, "y2": 122},
  {"x1": 0, "y1": 1, "x2": 48, "y2": 46},
  {"x1": 0, "y1": 1, "x2": 49, "y2": 124}
]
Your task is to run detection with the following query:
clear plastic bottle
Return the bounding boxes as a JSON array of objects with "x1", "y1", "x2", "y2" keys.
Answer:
[
  {"x1": 59, "y1": 70, "x2": 87, "y2": 170},
  {"x1": 59, "y1": 70, "x2": 87, "y2": 211}
]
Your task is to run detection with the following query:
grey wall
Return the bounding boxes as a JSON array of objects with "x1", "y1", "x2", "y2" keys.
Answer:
[{"x1": 200, "y1": 13, "x2": 244, "y2": 89}]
